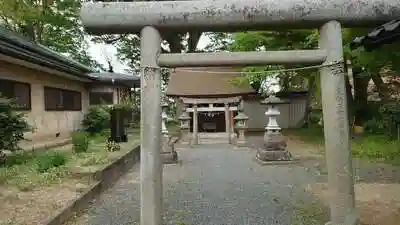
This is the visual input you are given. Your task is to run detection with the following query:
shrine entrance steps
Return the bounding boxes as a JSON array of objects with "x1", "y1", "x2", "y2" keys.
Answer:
[{"x1": 196, "y1": 132, "x2": 235, "y2": 144}]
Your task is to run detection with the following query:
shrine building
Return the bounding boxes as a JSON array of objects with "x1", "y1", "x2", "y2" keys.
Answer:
[{"x1": 166, "y1": 67, "x2": 308, "y2": 143}]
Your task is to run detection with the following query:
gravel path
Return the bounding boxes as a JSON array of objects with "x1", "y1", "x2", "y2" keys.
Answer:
[{"x1": 69, "y1": 143, "x2": 324, "y2": 225}]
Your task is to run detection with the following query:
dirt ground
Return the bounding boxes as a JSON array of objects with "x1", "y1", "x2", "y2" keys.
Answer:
[
  {"x1": 0, "y1": 178, "x2": 94, "y2": 225},
  {"x1": 306, "y1": 182, "x2": 400, "y2": 225},
  {"x1": 0, "y1": 132, "x2": 139, "y2": 225},
  {"x1": 286, "y1": 136, "x2": 400, "y2": 225}
]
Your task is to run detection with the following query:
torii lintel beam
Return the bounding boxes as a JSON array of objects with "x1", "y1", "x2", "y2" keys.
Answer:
[
  {"x1": 81, "y1": 0, "x2": 400, "y2": 34},
  {"x1": 158, "y1": 50, "x2": 327, "y2": 67}
]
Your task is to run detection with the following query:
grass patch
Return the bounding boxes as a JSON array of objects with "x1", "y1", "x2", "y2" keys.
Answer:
[
  {"x1": 0, "y1": 151, "x2": 69, "y2": 191},
  {"x1": 0, "y1": 128, "x2": 140, "y2": 191},
  {"x1": 292, "y1": 198, "x2": 328, "y2": 225},
  {"x1": 285, "y1": 127, "x2": 400, "y2": 165},
  {"x1": 283, "y1": 127, "x2": 325, "y2": 145}
]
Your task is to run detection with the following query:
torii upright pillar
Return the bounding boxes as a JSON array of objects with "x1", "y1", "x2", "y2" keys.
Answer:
[
  {"x1": 140, "y1": 26, "x2": 163, "y2": 225},
  {"x1": 80, "y1": 1, "x2": 400, "y2": 225}
]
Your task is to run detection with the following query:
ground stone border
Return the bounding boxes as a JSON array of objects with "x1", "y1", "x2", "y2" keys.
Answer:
[{"x1": 43, "y1": 145, "x2": 141, "y2": 225}]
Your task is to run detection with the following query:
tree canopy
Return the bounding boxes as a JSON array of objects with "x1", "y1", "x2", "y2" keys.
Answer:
[{"x1": 0, "y1": 0, "x2": 103, "y2": 70}]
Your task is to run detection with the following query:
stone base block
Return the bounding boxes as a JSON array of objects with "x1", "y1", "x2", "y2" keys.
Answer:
[
  {"x1": 161, "y1": 151, "x2": 178, "y2": 164},
  {"x1": 254, "y1": 157, "x2": 299, "y2": 166},
  {"x1": 235, "y1": 140, "x2": 248, "y2": 148},
  {"x1": 256, "y1": 149, "x2": 292, "y2": 162}
]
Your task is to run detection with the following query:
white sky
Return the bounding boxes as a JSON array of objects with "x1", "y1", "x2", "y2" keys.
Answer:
[{"x1": 88, "y1": 34, "x2": 211, "y2": 73}]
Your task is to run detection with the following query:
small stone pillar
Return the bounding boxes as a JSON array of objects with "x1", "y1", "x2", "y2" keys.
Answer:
[
  {"x1": 160, "y1": 102, "x2": 178, "y2": 164},
  {"x1": 234, "y1": 111, "x2": 249, "y2": 147},
  {"x1": 256, "y1": 96, "x2": 292, "y2": 162},
  {"x1": 224, "y1": 103, "x2": 232, "y2": 143},
  {"x1": 192, "y1": 104, "x2": 199, "y2": 145},
  {"x1": 178, "y1": 111, "x2": 191, "y2": 146}
]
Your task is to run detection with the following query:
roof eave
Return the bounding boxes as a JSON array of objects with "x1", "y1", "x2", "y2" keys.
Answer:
[
  {"x1": 0, "y1": 40, "x2": 89, "y2": 78},
  {"x1": 0, "y1": 26, "x2": 94, "y2": 76}
]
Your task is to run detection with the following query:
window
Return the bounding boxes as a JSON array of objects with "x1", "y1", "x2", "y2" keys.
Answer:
[
  {"x1": 0, "y1": 78, "x2": 31, "y2": 110},
  {"x1": 89, "y1": 92, "x2": 114, "y2": 105},
  {"x1": 44, "y1": 87, "x2": 82, "y2": 111}
]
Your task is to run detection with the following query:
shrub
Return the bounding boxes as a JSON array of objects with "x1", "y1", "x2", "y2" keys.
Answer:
[
  {"x1": 35, "y1": 151, "x2": 67, "y2": 173},
  {"x1": 0, "y1": 96, "x2": 30, "y2": 152},
  {"x1": 2, "y1": 151, "x2": 33, "y2": 167},
  {"x1": 82, "y1": 105, "x2": 110, "y2": 134},
  {"x1": 72, "y1": 132, "x2": 89, "y2": 153},
  {"x1": 364, "y1": 102, "x2": 400, "y2": 139}
]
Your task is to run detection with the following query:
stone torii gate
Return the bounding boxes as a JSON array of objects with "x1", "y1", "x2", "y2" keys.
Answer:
[{"x1": 80, "y1": 1, "x2": 400, "y2": 225}]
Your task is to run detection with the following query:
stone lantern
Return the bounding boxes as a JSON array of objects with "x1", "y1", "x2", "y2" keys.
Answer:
[
  {"x1": 257, "y1": 95, "x2": 292, "y2": 162},
  {"x1": 234, "y1": 111, "x2": 249, "y2": 147},
  {"x1": 160, "y1": 102, "x2": 179, "y2": 164},
  {"x1": 178, "y1": 111, "x2": 191, "y2": 146}
]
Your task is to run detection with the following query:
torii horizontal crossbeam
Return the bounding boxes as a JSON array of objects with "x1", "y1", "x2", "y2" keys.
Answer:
[
  {"x1": 158, "y1": 50, "x2": 327, "y2": 67},
  {"x1": 81, "y1": 0, "x2": 400, "y2": 34}
]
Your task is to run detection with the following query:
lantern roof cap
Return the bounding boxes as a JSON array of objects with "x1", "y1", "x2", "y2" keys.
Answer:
[
  {"x1": 234, "y1": 111, "x2": 249, "y2": 120},
  {"x1": 261, "y1": 95, "x2": 288, "y2": 105},
  {"x1": 179, "y1": 111, "x2": 191, "y2": 120}
]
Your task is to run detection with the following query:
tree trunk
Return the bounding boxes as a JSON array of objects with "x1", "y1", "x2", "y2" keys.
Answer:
[
  {"x1": 371, "y1": 73, "x2": 390, "y2": 101},
  {"x1": 344, "y1": 74, "x2": 354, "y2": 125},
  {"x1": 300, "y1": 74, "x2": 316, "y2": 127},
  {"x1": 188, "y1": 31, "x2": 202, "y2": 52},
  {"x1": 352, "y1": 70, "x2": 370, "y2": 126},
  {"x1": 343, "y1": 59, "x2": 354, "y2": 126}
]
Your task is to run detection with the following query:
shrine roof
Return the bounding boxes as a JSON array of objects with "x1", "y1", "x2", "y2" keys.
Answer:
[
  {"x1": 166, "y1": 67, "x2": 257, "y2": 98},
  {"x1": 350, "y1": 18, "x2": 400, "y2": 51}
]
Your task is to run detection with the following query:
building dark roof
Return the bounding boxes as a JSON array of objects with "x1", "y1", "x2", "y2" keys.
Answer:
[
  {"x1": 0, "y1": 25, "x2": 140, "y2": 86},
  {"x1": 166, "y1": 67, "x2": 257, "y2": 97},
  {"x1": 0, "y1": 25, "x2": 95, "y2": 78},
  {"x1": 88, "y1": 72, "x2": 140, "y2": 87},
  {"x1": 350, "y1": 18, "x2": 400, "y2": 51}
]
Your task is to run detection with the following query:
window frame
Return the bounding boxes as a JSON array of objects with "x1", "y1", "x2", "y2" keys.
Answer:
[
  {"x1": 89, "y1": 91, "x2": 114, "y2": 105},
  {"x1": 44, "y1": 86, "x2": 82, "y2": 111},
  {"x1": 0, "y1": 78, "x2": 31, "y2": 111}
]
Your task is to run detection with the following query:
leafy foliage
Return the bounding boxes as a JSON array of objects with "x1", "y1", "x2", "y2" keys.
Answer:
[
  {"x1": 72, "y1": 131, "x2": 90, "y2": 153},
  {"x1": 35, "y1": 151, "x2": 67, "y2": 173},
  {"x1": 0, "y1": 0, "x2": 102, "y2": 70},
  {"x1": 0, "y1": 97, "x2": 30, "y2": 152},
  {"x1": 1, "y1": 151, "x2": 34, "y2": 167},
  {"x1": 365, "y1": 102, "x2": 400, "y2": 139},
  {"x1": 205, "y1": 30, "x2": 319, "y2": 94},
  {"x1": 82, "y1": 105, "x2": 111, "y2": 134}
]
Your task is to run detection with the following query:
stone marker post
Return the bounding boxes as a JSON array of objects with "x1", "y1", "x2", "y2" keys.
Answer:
[
  {"x1": 224, "y1": 103, "x2": 232, "y2": 143},
  {"x1": 319, "y1": 21, "x2": 357, "y2": 225},
  {"x1": 257, "y1": 96, "x2": 292, "y2": 162},
  {"x1": 192, "y1": 104, "x2": 199, "y2": 145},
  {"x1": 234, "y1": 111, "x2": 249, "y2": 147}
]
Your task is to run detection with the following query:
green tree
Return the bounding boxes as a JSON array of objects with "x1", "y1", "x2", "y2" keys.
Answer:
[
  {"x1": 206, "y1": 28, "x2": 400, "y2": 127},
  {"x1": 0, "y1": 0, "x2": 103, "y2": 70}
]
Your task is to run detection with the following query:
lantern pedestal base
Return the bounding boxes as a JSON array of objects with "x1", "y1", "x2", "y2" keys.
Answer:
[
  {"x1": 235, "y1": 138, "x2": 248, "y2": 148},
  {"x1": 161, "y1": 135, "x2": 179, "y2": 164},
  {"x1": 256, "y1": 131, "x2": 292, "y2": 162},
  {"x1": 234, "y1": 129, "x2": 247, "y2": 148},
  {"x1": 178, "y1": 130, "x2": 191, "y2": 147},
  {"x1": 256, "y1": 150, "x2": 292, "y2": 162},
  {"x1": 161, "y1": 151, "x2": 179, "y2": 164}
]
